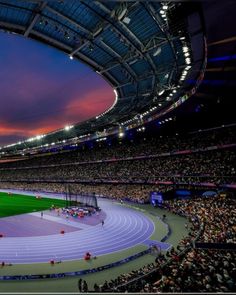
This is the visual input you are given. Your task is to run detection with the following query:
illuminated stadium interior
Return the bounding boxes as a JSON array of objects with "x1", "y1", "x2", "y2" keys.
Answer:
[{"x1": 0, "y1": 0, "x2": 235, "y2": 293}]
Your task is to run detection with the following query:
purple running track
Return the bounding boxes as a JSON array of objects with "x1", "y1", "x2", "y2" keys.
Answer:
[
  {"x1": 0, "y1": 191, "x2": 155, "y2": 264},
  {"x1": 0, "y1": 214, "x2": 80, "y2": 237}
]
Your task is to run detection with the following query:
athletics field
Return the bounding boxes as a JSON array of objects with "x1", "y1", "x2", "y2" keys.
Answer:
[{"x1": 0, "y1": 192, "x2": 66, "y2": 218}]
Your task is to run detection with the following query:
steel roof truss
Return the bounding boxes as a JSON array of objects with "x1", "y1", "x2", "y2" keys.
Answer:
[{"x1": 24, "y1": 1, "x2": 47, "y2": 37}]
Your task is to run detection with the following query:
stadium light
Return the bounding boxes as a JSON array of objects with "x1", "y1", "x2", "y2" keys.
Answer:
[
  {"x1": 118, "y1": 131, "x2": 125, "y2": 138},
  {"x1": 185, "y1": 58, "x2": 191, "y2": 64},
  {"x1": 158, "y1": 89, "x2": 165, "y2": 96},
  {"x1": 123, "y1": 17, "x2": 131, "y2": 24},
  {"x1": 64, "y1": 125, "x2": 73, "y2": 131}
]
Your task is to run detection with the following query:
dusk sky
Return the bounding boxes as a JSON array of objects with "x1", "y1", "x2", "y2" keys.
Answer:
[{"x1": 0, "y1": 32, "x2": 114, "y2": 146}]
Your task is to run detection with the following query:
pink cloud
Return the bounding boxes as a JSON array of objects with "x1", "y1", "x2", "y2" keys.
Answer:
[{"x1": 64, "y1": 87, "x2": 115, "y2": 123}]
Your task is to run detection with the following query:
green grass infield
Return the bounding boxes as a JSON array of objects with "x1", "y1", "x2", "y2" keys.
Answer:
[{"x1": 0, "y1": 192, "x2": 66, "y2": 218}]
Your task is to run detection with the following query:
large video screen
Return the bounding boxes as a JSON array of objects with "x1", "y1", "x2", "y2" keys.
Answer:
[{"x1": 150, "y1": 191, "x2": 163, "y2": 206}]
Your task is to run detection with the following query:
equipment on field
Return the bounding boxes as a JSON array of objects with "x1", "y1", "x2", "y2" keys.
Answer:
[{"x1": 64, "y1": 185, "x2": 98, "y2": 209}]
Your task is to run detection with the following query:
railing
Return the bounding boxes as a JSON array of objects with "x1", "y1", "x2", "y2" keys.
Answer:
[{"x1": 0, "y1": 249, "x2": 151, "y2": 281}]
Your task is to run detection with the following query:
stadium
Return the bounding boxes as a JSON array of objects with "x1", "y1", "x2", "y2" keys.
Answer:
[{"x1": 0, "y1": 0, "x2": 235, "y2": 293}]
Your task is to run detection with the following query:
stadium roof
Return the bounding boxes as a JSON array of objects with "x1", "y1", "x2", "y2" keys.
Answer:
[{"x1": 0, "y1": 0, "x2": 206, "y2": 155}]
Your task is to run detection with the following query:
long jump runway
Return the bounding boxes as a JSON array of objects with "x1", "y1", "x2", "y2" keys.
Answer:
[{"x1": 0, "y1": 197, "x2": 155, "y2": 264}]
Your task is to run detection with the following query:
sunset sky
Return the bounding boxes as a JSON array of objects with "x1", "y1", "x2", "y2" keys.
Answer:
[{"x1": 0, "y1": 32, "x2": 114, "y2": 146}]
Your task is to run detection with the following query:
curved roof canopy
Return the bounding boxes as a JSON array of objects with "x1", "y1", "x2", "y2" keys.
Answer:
[{"x1": 0, "y1": 0, "x2": 206, "y2": 154}]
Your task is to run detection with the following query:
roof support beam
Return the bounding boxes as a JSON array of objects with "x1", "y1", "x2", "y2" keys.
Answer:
[
  {"x1": 84, "y1": 2, "x2": 157, "y2": 82},
  {"x1": 44, "y1": 6, "x2": 111, "y2": 61},
  {"x1": 78, "y1": 2, "x2": 162, "y2": 99},
  {"x1": 143, "y1": 36, "x2": 177, "y2": 52},
  {"x1": 94, "y1": 1, "x2": 111, "y2": 14},
  {"x1": 117, "y1": 19, "x2": 157, "y2": 73},
  {"x1": 88, "y1": 35, "x2": 176, "y2": 75},
  {"x1": 99, "y1": 40, "x2": 137, "y2": 81},
  {"x1": 144, "y1": 3, "x2": 179, "y2": 74},
  {"x1": 0, "y1": 21, "x2": 25, "y2": 32},
  {"x1": 116, "y1": 73, "x2": 153, "y2": 89},
  {"x1": 100, "y1": 40, "x2": 120, "y2": 59},
  {"x1": 71, "y1": 41, "x2": 88, "y2": 56},
  {"x1": 36, "y1": 5, "x2": 119, "y2": 81},
  {"x1": 116, "y1": 63, "x2": 177, "y2": 89},
  {"x1": 24, "y1": 1, "x2": 47, "y2": 37},
  {"x1": 115, "y1": 81, "x2": 134, "y2": 89},
  {"x1": 46, "y1": 5, "x2": 92, "y2": 36},
  {"x1": 32, "y1": 30, "x2": 103, "y2": 70},
  {"x1": 99, "y1": 52, "x2": 140, "y2": 73},
  {"x1": 103, "y1": 71, "x2": 120, "y2": 86},
  {"x1": 119, "y1": 93, "x2": 150, "y2": 100},
  {"x1": 70, "y1": 21, "x2": 110, "y2": 56},
  {"x1": 100, "y1": 36, "x2": 176, "y2": 73}
]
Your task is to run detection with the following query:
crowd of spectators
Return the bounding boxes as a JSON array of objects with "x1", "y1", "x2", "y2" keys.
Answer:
[
  {"x1": 95, "y1": 195, "x2": 236, "y2": 292},
  {"x1": 0, "y1": 125, "x2": 235, "y2": 205},
  {"x1": 164, "y1": 196, "x2": 236, "y2": 244},
  {"x1": 0, "y1": 125, "x2": 235, "y2": 169},
  {"x1": 0, "y1": 125, "x2": 235, "y2": 190},
  {"x1": 0, "y1": 150, "x2": 235, "y2": 186},
  {"x1": 0, "y1": 182, "x2": 173, "y2": 203}
]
